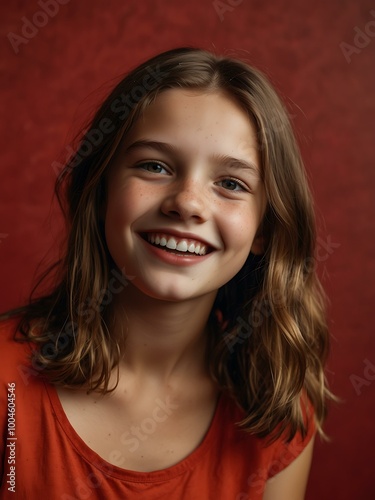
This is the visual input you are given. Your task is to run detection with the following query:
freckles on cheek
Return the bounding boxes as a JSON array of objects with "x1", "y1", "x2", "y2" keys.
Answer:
[
  {"x1": 222, "y1": 210, "x2": 259, "y2": 258},
  {"x1": 224, "y1": 207, "x2": 256, "y2": 235}
]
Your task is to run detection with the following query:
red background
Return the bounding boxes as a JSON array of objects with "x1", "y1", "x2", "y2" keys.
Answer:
[{"x1": 1, "y1": 1, "x2": 374, "y2": 498}]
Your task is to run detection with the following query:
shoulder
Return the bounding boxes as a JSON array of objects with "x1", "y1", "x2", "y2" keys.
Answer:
[
  {"x1": 0, "y1": 317, "x2": 49, "y2": 484},
  {"x1": 259, "y1": 396, "x2": 316, "y2": 499},
  {"x1": 266, "y1": 396, "x2": 316, "y2": 478},
  {"x1": 213, "y1": 392, "x2": 316, "y2": 498},
  {"x1": 0, "y1": 317, "x2": 48, "y2": 421},
  {"x1": 0, "y1": 317, "x2": 28, "y2": 364},
  {"x1": 219, "y1": 392, "x2": 316, "y2": 478},
  {"x1": 0, "y1": 317, "x2": 39, "y2": 388}
]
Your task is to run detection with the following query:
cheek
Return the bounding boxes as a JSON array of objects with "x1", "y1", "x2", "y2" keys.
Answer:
[
  {"x1": 104, "y1": 180, "x2": 159, "y2": 263},
  {"x1": 106, "y1": 181, "x2": 150, "y2": 226},
  {"x1": 104, "y1": 184, "x2": 134, "y2": 252},
  {"x1": 219, "y1": 206, "x2": 258, "y2": 254}
]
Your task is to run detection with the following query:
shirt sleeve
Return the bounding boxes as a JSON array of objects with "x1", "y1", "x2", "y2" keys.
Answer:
[
  {"x1": 0, "y1": 319, "x2": 29, "y2": 485},
  {"x1": 266, "y1": 396, "x2": 316, "y2": 479}
]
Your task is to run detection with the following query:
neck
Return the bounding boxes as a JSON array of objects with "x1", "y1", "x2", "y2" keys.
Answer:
[{"x1": 109, "y1": 285, "x2": 217, "y2": 382}]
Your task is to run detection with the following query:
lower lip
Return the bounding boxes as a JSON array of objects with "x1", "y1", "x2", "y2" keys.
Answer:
[{"x1": 140, "y1": 236, "x2": 213, "y2": 267}]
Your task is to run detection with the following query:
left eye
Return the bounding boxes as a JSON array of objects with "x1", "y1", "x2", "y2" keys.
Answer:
[
  {"x1": 137, "y1": 162, "x2": 168, "y2": 174},
  {"x1": 218, "y1": 179, "x2": 246, "y2": 191}
]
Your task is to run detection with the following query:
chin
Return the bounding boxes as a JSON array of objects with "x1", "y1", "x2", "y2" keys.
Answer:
[
  {"x1": 140, "y1": 286, "x2": 196, "y2": 303},
  {"x1": 132, "y1": 279, "x2": 213, "y2": 304}
]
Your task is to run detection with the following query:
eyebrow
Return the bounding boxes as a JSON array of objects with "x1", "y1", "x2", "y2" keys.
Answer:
[{"x1": 123, "y1": 139, "x2": 260, "y2": 178}]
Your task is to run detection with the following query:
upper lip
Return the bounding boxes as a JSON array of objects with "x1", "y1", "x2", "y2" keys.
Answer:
[{"x1": 139, "y1": 228, "x2": 218, "y2": 250}]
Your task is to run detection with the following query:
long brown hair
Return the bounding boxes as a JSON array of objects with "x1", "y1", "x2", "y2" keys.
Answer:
[{"x1": 1, "y1": 47, "x2": 334, "y2": 442}]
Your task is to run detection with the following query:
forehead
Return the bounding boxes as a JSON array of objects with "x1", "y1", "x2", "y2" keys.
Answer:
[{"x1": 120, "y1": 88, "x2": 260, "y2": 163}]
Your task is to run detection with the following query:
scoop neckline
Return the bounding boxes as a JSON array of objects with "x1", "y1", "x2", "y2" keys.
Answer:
[{"x1": 45, "y1": 381, "x2": 224, "y2": 482}]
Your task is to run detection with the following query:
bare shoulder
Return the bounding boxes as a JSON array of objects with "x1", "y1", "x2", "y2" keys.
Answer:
[{"x1": 263, "y1": 435, "x2": 315, "y2": 500}]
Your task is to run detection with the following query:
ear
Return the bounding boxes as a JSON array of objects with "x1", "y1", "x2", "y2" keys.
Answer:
[{"x1": 250, "y1": 233, "x2": 265, "y2": 255}]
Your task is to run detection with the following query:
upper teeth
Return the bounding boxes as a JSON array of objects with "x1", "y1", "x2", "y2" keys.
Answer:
[{"x1": 147, "y1": 233, "x2": 207, "y2": 256}]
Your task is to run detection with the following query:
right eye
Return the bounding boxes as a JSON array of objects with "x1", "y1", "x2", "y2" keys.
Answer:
[{"x1": 136, "y1": 162, "x2": 169, "y2": 174}]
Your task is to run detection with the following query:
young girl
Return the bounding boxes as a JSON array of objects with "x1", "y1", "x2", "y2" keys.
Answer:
[{"x1": 0, "y1": 47, "x2": 333, "y2": 499}]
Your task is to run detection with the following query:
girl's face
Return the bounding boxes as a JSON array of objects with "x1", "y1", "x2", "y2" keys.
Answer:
[{"x1": 105, "y1": 89, "x2": 266, "y2": 303}]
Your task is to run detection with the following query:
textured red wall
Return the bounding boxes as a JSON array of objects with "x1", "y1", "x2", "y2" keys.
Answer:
[{"x1": 1, "y1": 1, "x2": 374, "y2": 498}]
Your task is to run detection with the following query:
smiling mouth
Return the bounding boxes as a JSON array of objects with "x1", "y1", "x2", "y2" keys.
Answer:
[{"x1": 141, "y1": 232, "x2": 212, "y2": 256}]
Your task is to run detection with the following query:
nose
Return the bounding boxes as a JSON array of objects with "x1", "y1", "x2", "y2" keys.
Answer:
[{"x1": 160, "y1": 179, "x2": 209, "y2": 222}]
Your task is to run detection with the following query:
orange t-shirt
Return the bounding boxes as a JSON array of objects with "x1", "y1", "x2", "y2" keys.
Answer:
[{"x1": 0, "y1": 319, "x2": 315, "y2": 499}]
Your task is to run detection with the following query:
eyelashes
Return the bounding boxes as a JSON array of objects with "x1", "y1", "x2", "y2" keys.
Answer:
[
  {"x1": 134, "y1": 161, "x2": 251, "y2": 193},
  {"x1": 136, "y1": 161, "x2": 169, "y2": 175},
  {"x1": 216, "y1": 178, "x2": 247, "y2": 192}
]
